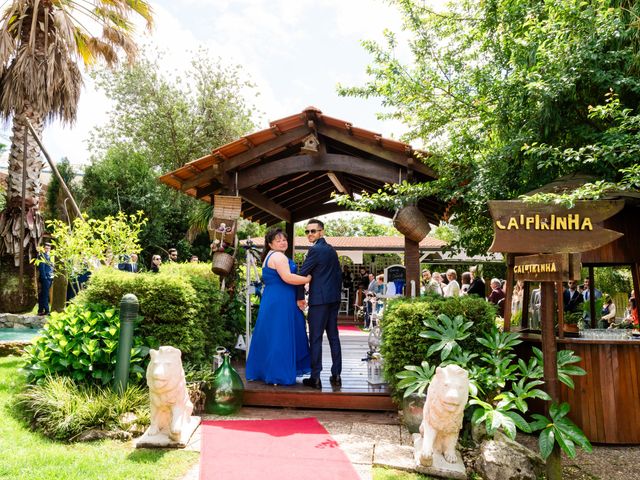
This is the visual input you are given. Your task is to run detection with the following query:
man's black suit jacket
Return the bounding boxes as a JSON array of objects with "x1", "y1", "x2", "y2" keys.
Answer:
[{"x1": 297, "y1": 237, "x2": 342, "y2": 306}]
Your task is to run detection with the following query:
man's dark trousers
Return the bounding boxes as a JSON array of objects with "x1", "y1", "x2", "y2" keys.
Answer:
[
  {"x1": 38, "y1": 278, "x2": 52, "y2": 314},
  {"x1": 308, "y1": 302, "x2": 341, "y2": 379}
]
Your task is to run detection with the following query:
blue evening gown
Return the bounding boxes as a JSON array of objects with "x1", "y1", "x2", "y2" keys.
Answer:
[{"x1": 245, "y1": 252, "x2": 311, "y2": 385}]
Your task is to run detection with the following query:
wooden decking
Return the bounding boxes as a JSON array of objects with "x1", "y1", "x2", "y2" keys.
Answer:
[{"x1": 239, "y1": 329, "x2": 395, "y2": 411}]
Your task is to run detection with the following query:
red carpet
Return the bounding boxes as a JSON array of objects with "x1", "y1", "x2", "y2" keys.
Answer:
[
  {"x1": 199, "y1": 417, "x2": 359, "y2": 480},
  {"x1": 338, "y1": 325, "x2": 362, "y2": 332}
]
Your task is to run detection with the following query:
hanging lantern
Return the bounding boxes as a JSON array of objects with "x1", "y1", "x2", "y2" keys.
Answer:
[{"x1": 367, "y1": 352, "x2": 385, "y2": 385}]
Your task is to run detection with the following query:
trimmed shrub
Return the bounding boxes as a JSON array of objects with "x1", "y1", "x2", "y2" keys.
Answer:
[
  {"x1": 23, "y1": 302, "x2": 148, "y2": 385},
  {"x1": 76, "y1": 263, "x2": 243, "y2": 363},
  {"x1": 380, "y1": 294, "x2": 496, "y2": 401}
]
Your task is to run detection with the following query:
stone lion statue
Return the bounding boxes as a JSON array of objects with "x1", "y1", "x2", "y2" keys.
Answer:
[
  {"x1": 146, "y1": 346, "x2": 194, "y2": 441},
  {"x1": 419, "y1": 364, "x2": 469, "y2": 466}
]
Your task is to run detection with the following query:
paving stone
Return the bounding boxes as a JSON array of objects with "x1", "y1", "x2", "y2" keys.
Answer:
[
  {"x1": 350, "y1": 422, "x2": 402, "y2": 444},
  {"x1": 372, "y1": 441, "x2": 416, "y2": 471},
  {"x1": 332, "y1": 433, "x2": 374, "y2": 464}
]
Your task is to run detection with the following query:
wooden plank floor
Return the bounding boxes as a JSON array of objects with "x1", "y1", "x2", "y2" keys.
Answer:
[{"x1": 239, "y1": 330, "x2": 395, "y2": 411}]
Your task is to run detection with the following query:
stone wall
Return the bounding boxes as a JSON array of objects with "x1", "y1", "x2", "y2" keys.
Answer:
[{"x1": 0, "y1": 313, "x2": 46, "y2": 329}]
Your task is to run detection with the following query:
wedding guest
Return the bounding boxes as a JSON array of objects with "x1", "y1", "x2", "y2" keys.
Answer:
[
  {"x1": 422, "y1": 269, "x2": 440, "y2": 295},
  {"x1": 431, "y1": 272, "x2": 445, "y2": 296},
  {"x1": 563, "y1": 280, "x2": 583, "y2": 313},
  {"x1": 487, "y1": 278, "x2": 505, "y2": 316},
  {"x1": 168, "y1": 248, "x2": 178, "y2": 262},
  {"x1": 443, "y1": 269, "x2": 460, "y2": 297},
  {"x1": 246, "y1": 228, "x2": 311, "y2": 386},
  {"x1": 601, "y1": 294, "x2": 617, "y2": 328},
  {"x1": 511, "y1": 280, "x2": 524, "y2": 315},
  {"x1": 37, "y1": 243, "x2": 54, "y2": 316},
  {"x1": 460, "y1": 271, "x2": 471, "y2": 296},
  {"x1": 622, "y1": 298, "x2": 638, "y2": 327},
  {"x1": 467, "y1": 266, "x2": 486, "y2": 297},
  {"x1": 150, "y1": 254, "x2": 162, "y2": 273}
]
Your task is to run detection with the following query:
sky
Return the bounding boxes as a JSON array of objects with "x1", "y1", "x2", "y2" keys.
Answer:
[{"x1": 1, "y1": 0, "x2": 411, "y2": 171}]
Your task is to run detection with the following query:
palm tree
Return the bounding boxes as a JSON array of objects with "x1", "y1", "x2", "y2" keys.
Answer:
[{"x1": 0, "y1": 0, "x2": 152, "y2": 312}]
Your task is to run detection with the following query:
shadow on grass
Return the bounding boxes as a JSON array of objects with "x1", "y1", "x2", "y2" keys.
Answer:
[{"x1": 127, "y1": 448, "x2": 173, "y2": 464}]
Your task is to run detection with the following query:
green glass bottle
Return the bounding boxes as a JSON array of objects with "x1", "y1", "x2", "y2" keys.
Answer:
[{"x1": 205, "y1": 352, "x2": 244, "y2": 415}]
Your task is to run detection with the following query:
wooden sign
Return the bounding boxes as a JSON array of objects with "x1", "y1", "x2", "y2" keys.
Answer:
[
  {"x1": 513, "y1": 253, "x2": 581, "y2": 282},
  {"x1": 488, "y1": 200, "x2": 623, "y2": 253}
]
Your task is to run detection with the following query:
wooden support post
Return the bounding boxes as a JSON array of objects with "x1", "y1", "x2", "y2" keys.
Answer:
[
  {"x1": 504, "y1": 254, "x2": 514, "y2": 332},
  {"x1": 541, "y1": 281, "x2": 562, "y2": 480},
  {"x1": 522, "y1": 280, "x2": 530, "y2": 329},
  {"x1": 631, "y1": 262, "x2": 640, "y2": 306},
  {"x1": 285, "y1": 222, "x2": 294, "y2": 259},
  {"x1": 556, "y1": 281, "x2": 565, "y2": 339},
  {"x1": 541, "y1": 282, "x2": 560, "y2": 401},
  {"x1": 588, "y1": 265, "x2": 596, "y2": 328},
  {"x1": 404, "y1": 236, "x2": 420, "y2": 297}
]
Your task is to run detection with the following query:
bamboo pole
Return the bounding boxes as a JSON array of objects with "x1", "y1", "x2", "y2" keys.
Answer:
[{"x1": 24, "y1": 118, "x2": 83, "y2": 221}]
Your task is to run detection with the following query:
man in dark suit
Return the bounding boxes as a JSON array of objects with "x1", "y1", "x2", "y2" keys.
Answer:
[
  {"x1": 563, "y1": 280, "x2": 583, "y2": 313},
  {"x1": 297, "y1": 219, "x2": 342, "y2": 389},
  {"x1": 118, "y1": 253, "x2": 139, "y2": 272},
  {"x1": 37, "y1": 243, "x2": 54, "y2": 316}
]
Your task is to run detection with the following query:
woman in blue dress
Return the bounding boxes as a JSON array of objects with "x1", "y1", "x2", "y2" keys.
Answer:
[{"x1": 246, "y1": 228, "x2": 312, "y2": 385}]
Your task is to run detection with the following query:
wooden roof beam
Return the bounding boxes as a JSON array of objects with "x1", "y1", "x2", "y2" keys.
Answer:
[
  {"x1": 326, "y1": 172, "x2": 351, "y2": 195},
  {"x1": 181, "y1": 164, "x2": 226, "y2": 191},
  {"x1": 316, "y1": 124, "x2": 437, "y2": 178},
  {"x1": 237, "y1": 153, "x2": 402, "y2": 190},
  {"x1": 222, "y1": 125, "x2": 311, "y2": 172},
  {"x1": 240, "y1": 188, "x2": 292, "y2": 223}
]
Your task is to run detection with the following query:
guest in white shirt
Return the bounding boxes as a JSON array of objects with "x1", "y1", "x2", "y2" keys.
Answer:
[{"x1": 444, "y1": 269, "x2": 460, "y2": 297}]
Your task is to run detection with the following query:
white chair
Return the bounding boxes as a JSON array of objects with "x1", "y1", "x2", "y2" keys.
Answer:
[{"x1": 339, "y1": 287, "x2": 349, "y2": 315}]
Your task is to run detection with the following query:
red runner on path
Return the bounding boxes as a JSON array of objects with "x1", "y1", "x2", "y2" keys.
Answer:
[
  {"x1": 199, "y1": 417, "x2": 360, "y2": 480},
  {"x1": 338, "y1": 325, "x2": 362, "y2": 332}
]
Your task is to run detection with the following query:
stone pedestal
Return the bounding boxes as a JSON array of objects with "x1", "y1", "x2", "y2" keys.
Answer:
[
  {"x1": 135, "y1": 416, "x2": 201, "y2": 449},
  {"x1": 413, "y1": 434, "x2": 466, "y2": 480}
]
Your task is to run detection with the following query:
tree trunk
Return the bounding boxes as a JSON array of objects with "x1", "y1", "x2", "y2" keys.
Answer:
[{"x1": 0, "y1": 109, "x2": 46, "y2": 312}]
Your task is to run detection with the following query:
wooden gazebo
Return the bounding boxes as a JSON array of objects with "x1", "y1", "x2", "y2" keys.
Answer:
[{"x1": 159, "y1": 107, "x2": 445, "y2": 290}]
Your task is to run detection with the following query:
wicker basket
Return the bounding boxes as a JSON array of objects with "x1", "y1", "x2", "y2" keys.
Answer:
[
  {"x1": 393, "y1": 205, "x2": 430, "y2": 242},
  {"x1": 213, "y1": 195, "x2": 242, "y2": 221},
  {"x1": 212, "y1": 252, "x2": 235, "y2": 276}
]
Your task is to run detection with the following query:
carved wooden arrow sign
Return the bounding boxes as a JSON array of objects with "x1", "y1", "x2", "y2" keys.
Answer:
[{"x1": 488, "y1": 200, "x2": 624, "y2": 254}]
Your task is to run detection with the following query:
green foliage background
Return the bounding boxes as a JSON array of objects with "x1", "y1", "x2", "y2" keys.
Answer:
[
  {"x1": 380, "y1": 294, "x2": 496, "y2": 401},
  {"x1": 82, "y1": 50, "x2": 257, "y2": 265},
  {"x1": 339, "y1": 0, "x2": 640, "y2": 254},
  {"x1": 76, "y1": 263, "x2": 243, "y2": 364}
]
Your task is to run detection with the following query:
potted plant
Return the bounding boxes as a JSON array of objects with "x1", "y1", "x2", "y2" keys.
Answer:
[{"x1": 563, "y1": 311, "x2": 583, "y2": 334}]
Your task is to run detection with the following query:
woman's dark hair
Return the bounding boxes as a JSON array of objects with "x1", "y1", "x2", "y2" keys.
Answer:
[{"x1": 262, "y1": 228, "x2": 287, "y2": 262}]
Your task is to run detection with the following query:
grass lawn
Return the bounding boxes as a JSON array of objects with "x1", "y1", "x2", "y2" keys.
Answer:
[{"x1": 0, "y1": 356, "x2": 199, "y2": 480}]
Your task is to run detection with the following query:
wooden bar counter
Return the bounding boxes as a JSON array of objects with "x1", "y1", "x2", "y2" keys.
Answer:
[{"x1": 519, "y1": 333, "x2": 640, "y2": 444}]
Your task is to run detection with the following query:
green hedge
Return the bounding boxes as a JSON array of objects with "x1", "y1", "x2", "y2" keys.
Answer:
[
  {"x1": 76, "y1": 263, "x2": 243, "y2": 364},
  {"x1": 380, "y1": 294, "x2": 497, "y2": 401}
]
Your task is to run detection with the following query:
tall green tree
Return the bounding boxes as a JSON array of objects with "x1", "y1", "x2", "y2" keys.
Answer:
[
  {"x1": 0, "y1": 0, "x2": 152, "y2": 312},
  {"x1": 45, "y1": 157, "x2": 82, "y2": 224},
  {"x1": 338, "y1": 0, "x2": 640, "y2": 255},
  {"x1": 84, "y1": 50, "x2": 256, "y2": 264}
]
